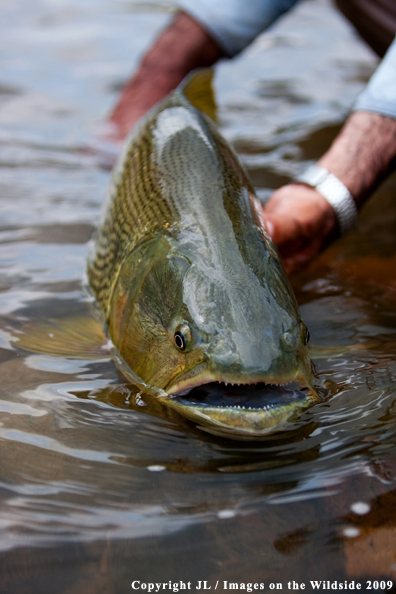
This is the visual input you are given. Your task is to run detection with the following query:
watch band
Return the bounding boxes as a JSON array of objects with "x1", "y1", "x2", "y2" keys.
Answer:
[{"x1": 295, "y1": 165, "x2": 358, "y2": 235}]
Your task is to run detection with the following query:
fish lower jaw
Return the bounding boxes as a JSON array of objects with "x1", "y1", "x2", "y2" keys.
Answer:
[{"x1": 164, "y1": 393, "x2": 313, "y2": 440}]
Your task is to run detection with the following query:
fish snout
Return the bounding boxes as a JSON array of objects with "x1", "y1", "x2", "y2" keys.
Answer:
[
  {"x1": 206, "y1": 330, "x2": 239, "y2": 368},
  {"x1": 204, "y1": 328, "x2": 276, "y2": 379}
]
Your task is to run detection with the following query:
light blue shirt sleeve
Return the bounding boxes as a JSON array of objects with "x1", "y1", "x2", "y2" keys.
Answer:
[
  {"x1": 353, "y1": 37, "x2": 396, "y2": 119},
  {"x1": 177, "y1": 0, "x2": 300, "y2": 57}
]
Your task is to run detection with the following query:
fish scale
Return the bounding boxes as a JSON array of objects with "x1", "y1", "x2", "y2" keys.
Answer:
[
  {"x1": 88, "y1": 117, "x2": 178, "y2": 313},
  {"x1": 88, "y1": 93, "x2": 230, "y2": 313}
]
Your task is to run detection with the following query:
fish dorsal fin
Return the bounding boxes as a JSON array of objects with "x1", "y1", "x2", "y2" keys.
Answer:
[
  {"x1": 6, "y1": 316, "x2": 109, "y2": 360},
  {"x1": 180, "y1": 68, "x2": 217, "y2": 122}
]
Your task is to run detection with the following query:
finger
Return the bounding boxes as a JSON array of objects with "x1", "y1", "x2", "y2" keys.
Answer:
[
  {"x1": 262, "y1": 212, "x2": 307, "y2": 255},
  {"x1": 262, "y1": 216, "x2": 274, "y2": 239}
]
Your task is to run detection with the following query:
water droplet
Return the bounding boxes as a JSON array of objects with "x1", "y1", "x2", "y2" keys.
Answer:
[
  {"x1": 217, "y1": 510, "x2": 236, "y2": 519},
  {"x1": 350, "y1": 501, "x2": 370, "y2": 515},
  {"x1": 342, "y1": 526, "x2": 360, "y2": 538},
  {"x1": 147, "y1": 465, "x2": 166, "y2": 472},
  {"x1": 135, "y1": 392, "x2": 147, "y2": 407}
]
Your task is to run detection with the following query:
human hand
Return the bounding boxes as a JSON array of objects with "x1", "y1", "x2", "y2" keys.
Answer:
[
  {"x1": 260, "y1": 183, "x2": 337, "y2": 274},
  {"x1": 260, "y1": 111, "x2": 396, "y2": 274}
]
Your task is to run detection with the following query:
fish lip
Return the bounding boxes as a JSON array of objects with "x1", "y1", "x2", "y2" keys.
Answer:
[
  {"x1": 165, "y1": 370, "x2": 217, "y2": 397},
  {"x1": 165, "y1": 371, "x2": 272, "y2": 398}
]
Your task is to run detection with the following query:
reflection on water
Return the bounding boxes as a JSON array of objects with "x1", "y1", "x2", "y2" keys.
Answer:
[{"x1": 2, "y1": 0, "x2": 396, "y2": 591}]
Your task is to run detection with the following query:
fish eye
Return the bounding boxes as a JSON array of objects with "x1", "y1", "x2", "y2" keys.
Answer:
[
  {"x1": 174, "y1": 331, "x2": 185, "y2": 351},
  {"x1": 174, "y1": 324, "x2": 192, "y2": 352}
]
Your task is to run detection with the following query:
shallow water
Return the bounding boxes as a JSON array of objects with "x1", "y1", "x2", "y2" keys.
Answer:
[{"x1": 1, "y1": 0, "x2": 396, "y2": 591}]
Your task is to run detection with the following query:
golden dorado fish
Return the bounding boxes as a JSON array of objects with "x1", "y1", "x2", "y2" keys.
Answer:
[{"x1": 86, "y1": 70, "x2": 319, "y2": 439}]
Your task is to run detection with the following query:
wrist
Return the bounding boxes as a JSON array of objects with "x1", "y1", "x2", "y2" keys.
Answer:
[
  {"x1": 295, "y1": 165, "x2": 358, "y2": 235},
  {"x1": 139, "y1": 12, "x2": 223, "y2": 79}
]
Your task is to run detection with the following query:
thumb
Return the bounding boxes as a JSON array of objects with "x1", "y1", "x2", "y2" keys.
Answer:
[
  {"x1": 262, "y1": 216, "x2": 275, "y2": 239},
  {"x1": 261, "y1": 212, "x2": 284, "y2": 245}
]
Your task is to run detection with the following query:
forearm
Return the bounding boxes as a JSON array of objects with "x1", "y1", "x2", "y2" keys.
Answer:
[
  {"x1": 318, "y1": 111, "x2": 396, "y2": 208},
  {"x1": 109, "y1": 11, "x2": 224, "y2": 139},
  {"x1": 108, "y1": 0, "x2": 303, "y2": 140}
]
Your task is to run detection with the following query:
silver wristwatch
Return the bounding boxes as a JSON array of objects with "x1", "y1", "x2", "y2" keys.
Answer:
[{"x1": 295, "y1": 165, "x2": 358, "y2": 235}]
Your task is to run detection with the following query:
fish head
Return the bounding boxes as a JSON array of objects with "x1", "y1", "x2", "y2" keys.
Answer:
[{"x1": 109, "y1": 231, "x2": 317, "y2": 440}]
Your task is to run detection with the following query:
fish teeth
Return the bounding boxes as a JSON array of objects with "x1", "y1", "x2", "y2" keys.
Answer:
[{"x1": 225, "y1": 402, "x2": 280, "y2": 412}]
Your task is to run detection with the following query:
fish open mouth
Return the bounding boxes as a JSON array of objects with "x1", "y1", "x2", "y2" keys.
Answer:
[
  {"x1": 173, "y1": 381, "x2": 309, "y2": 411},
  {"x1": 161, "y1": 379, "x2": 319, "y2": 440}
]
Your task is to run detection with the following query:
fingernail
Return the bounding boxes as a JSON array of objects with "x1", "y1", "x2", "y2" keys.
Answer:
[{"x1": 264, "y1": 219, "x2": 274, "y2": 238}]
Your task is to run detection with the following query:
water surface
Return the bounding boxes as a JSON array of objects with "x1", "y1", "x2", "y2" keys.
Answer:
[{"x1": 1, "y1": 0, "x2": 396, "y2": 591}]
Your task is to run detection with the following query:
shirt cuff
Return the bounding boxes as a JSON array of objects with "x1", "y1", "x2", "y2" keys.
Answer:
[
  {"x1": 177, "y1": 0, "x2": 300, "y2": 57},
  {"x1": 353, "y1": 37, "x2": 396, "y2": 119}
]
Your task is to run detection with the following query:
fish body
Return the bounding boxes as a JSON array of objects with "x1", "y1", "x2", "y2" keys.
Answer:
[{"x1": 87, "y1": 71, "x2": 317, "y2": 438}]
